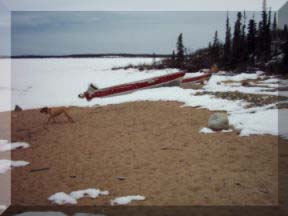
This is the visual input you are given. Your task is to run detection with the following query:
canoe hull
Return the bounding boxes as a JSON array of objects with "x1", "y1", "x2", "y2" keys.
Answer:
[{"x1": 81, "y1": 72, "x2": 185, "y2": 100}]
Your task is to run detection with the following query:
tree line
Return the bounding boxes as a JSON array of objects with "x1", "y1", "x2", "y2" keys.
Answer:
[{"x1": 166, "y1": 0, "x2": 288, "y2": 73}]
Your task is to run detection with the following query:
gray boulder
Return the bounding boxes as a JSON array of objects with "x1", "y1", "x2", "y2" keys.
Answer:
[{"x1": 208, "y1": 113, "x2": 229, "y2": 131}]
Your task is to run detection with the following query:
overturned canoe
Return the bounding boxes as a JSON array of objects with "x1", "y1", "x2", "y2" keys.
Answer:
[
  {"x1": 182, "y1": 73, "x2": 212, "y2": 84},
  {"x1": 79, "y1": 71, "x2": 185, "y2": 100}
]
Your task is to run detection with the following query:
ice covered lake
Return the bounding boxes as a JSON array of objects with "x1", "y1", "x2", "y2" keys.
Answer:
[{"x1": 0, "y1": 57, "x2": 177, "y2": 111}]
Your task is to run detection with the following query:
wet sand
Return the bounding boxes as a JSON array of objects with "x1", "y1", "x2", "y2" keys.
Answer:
[{"x1": 8, "y1": 101, "x2": 279, "y2": 206}]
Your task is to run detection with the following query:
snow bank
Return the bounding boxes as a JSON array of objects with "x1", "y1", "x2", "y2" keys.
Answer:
[
  {"x1": 229, "y1": 109, "x2": 278, "y2": 136},
  {"x1": 48, "y1": 188, "x2": 109, "y2": 205},
  {"x1": 0, "y1": 159, "x2": 30, "y2": 174},
  {"x1": 0, "y1": 140, "x2": 30, "y2": 152},
  {"x1": 204, "y1": 73, "x2": 277, "y2": 95},
  {"x1": 110, "y1": 195, "x2": 145, "y2": 205}
]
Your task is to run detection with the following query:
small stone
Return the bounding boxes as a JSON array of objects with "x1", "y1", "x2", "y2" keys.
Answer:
[
  {"x1": 208, "y1": 113, "x2": 229, "y2": 131},
  {"x1": 116, "y1": 176, "x2": 126, "y2": 181},
  {"x1": 14, "y1": 105, "x2": 22, "y2": 112}
]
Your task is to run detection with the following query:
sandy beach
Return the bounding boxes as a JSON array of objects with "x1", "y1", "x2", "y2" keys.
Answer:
[{"x1": 8, "y1": 101, "x2": 280, "y2": 206}]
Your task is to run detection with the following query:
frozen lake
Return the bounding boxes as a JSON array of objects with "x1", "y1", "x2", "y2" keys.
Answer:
[{"x1": 0, "y1": 57, "x2": 176, "y2": 111}]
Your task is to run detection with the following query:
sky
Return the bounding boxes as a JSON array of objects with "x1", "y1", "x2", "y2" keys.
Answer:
[
  {"x1": 0, "y1": 0, "x2": 287, "y2": 56},
  {"x1": 11, "y1": 11, "x2": 262, "y2": 56}
]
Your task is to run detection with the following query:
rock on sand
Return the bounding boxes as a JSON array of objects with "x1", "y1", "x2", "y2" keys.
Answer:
[{"x1": 208, "y1": 113, "x2": 229, "y2": 131}]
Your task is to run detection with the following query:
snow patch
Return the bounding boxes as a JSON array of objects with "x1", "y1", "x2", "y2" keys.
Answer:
[
  {"x1": 70, "y1": 189, "x2": 109, "y2": 200},
  {"x1": 200, "y1": 127, "x2": 233, "y2": 134},
  {"x1": 110, "y1": 195, "x2": 145, "y2": 205},
  {"x1": 0, "y1": 205, "x2": 7, "y2": 211},
  {"x1": 48, "y1": 192, "x2": 77, "y2": 205},
  {"x1": 229, "y1": 109, "x2": 278, "y2": 136},
  {"x1": 199, "y1": 127, "x2": 215, "y2": 134},
  {"x1": 0, "y1": 159, "x2": 30, "y2": 174},
  {"x1": 0, "y1": 141, "x2": 30, "y2": 152},
  {"x1": 48, "y1": 188, "x2": 109, "y2": 205}
]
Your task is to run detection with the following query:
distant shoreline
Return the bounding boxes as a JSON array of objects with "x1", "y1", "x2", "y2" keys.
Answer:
[{"x1": 0, "y1": 53, "x2": 171, "y2": 59}]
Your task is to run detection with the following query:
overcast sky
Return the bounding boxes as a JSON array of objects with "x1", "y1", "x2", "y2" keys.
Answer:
[
  {"x1": 1, "y1": 0, "x2": 287, "y2": 56},
  {"x1": 11, "y1": 11, "x2": 263, "y2": 55}
]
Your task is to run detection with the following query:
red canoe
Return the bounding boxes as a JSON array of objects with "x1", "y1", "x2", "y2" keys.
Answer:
[
  {"x1": 79, "y1": 71, "x2": 185, "y2": 100},
  {"x1": 182, "y1": 73, "x2": 212, "y2": 84}
]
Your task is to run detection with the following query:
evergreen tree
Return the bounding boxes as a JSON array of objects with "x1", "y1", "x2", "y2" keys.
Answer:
[
  {"x1": 171, "y1": 50, "x2": 176, "y2": 67},
  {"x1": 212, "y1": 31, "x2": 221, "y2": 63},
  {"x1": 247, "y1": 18, "x2": 257, "y2": 64},
  {"x1": 272, "y1": 12, "x2": 278, "y2": 40},
  {"x1": 240, "y1": 11, "x2": 248, "y2": 62},
  {"x1": 258, "y1": 0, "x2": 271, "y2": 61},
  {"x1": 283, "y1": 39, "x2": 288, "y2": 69},
  {"x1": 176, "y1": 33, "x2": 185, "y2": 68},
  {"x1": 223, "y1": 13, "x2": 232, "y2": 68},
  {"x1": 283, "y1": 25, "x2": 288, "y2": 40},
  {"x1": 232, "y1": 12, "x2": 242, "y2": 66}
]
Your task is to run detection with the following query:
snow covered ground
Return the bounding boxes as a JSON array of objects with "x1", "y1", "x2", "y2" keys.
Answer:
[
  {"x1": 0, "y1": 57, "x2": 176, "y2": 111},
  {"x1": 0, "y1": 57, "x2": 287, "y2": 138}
]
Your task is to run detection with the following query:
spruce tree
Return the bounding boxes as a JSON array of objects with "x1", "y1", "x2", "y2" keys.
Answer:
[
  {"x1": 258, "y1": 0, "x2": 271, "y2": 61},
  {"x1": 272, "y1": 12, "x2": 278, "y2": 40},
  {"x1": 247, "y1": 18, "x2": 257, "y2": 64},
  {"x1": 223, "y1": 13, "x2": 232, "y2": 68},
  {"x1": 232, "y1": 12, "x2": 242, "y2": 66},
  {"x1": 283, "y1": 25, "x2": 288, "y2": 40},
  {"x1": 171, "y1": 50, "x2": 176, "y2": 67},
  {"x1": 283, "y1": 39, "x2": 288, "y2": 69},
  {"x1": 240, "y1": 11, "x2": 248, "y2": 62},
  {"x1": 211, "y1": 31, "x2": 221, "y2": 63},
  {"x1": 176, "y1": 33, "x2": 185, "y2": 68}
]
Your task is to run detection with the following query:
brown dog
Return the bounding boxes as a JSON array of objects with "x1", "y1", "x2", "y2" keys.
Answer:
[{"x1": 40, "y1": 107, "x2": 74, "y2": 124}]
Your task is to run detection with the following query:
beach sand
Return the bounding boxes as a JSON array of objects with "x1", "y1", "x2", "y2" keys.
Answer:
[{"x1": 7, "y1": 101, "x2": 280, "y2": 206}]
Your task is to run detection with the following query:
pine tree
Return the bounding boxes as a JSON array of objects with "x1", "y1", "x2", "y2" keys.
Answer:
[
  {"x1": 171, "y1": 50, "x2": 176, "y2": 67},
  {"x1": 283, "y1": 39, "x2": 288, "y2": 68},
  {"x1": 258, "y1": 0, "x2": 271, "y2": 61},
  {"x1": 232, "y1": 12, "x2": 242, "y2": 66},
  {"x1": 283, "y1": 25, "x2": 288, "y2": 40},
  {"x1": 272, "y1": 12, "x2": 278, "y2": 40},
  {"x1": 223, "y1": 13, "x2": 232, "y2": 68},
  {"x1": 212, "y1": 31, "x2": 222, "y2": 64},
  {"x1": 247, "y1": 18, "x2": 257, "y2": 64},
  {"x1": 176, "y1": 33, "x2": 185, "y2": 68},
  {"x1": 240, "y1": 11, "x2": 248, "y2": 62}
]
